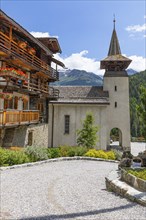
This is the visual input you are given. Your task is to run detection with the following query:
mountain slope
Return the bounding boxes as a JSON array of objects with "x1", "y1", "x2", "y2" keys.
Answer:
[{"x1": 51, "y1": 69, "x2": 103, "y2": 86}]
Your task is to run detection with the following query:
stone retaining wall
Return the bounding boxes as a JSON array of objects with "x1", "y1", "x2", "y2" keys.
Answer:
[
  {"x1": 121, "y1": 168, "x2": 146, "y2": 192},
  {"x1": 2, "y1": 123, "x2": 49, "y2": 147},
  {"x1": 105, "y1": 170, "x2": 146, "y2": 206}
]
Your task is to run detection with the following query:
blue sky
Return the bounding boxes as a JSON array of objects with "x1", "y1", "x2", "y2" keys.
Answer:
[{"x1": 1, "y1": 0, "x2": 146, "y2": 74}]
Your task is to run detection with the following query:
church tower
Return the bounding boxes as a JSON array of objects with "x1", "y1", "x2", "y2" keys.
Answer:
[{"x1": 100, "y1": 19, "x2": 132, "y2": 149}]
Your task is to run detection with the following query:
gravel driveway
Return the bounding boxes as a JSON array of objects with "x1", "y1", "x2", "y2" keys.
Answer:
[{"x1": 0, "y1": 160, "x2": 146, "y2": 220}]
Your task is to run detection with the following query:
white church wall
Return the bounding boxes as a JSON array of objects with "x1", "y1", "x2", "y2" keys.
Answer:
[
  {"x1": 103, "y1": 76, "x2": 131, "y2": 149},
  {"x1": 48, "y1": 103, "x2": 108, "y2": 149}
]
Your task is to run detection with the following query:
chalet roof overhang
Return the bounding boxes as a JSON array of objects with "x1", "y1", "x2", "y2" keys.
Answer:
[
  {"x1": 51, "y1": 57, "x2": 65, "y2": 68},
  {"x1": 37, "y1": 37, "x2": 62, "y2": 54},
  {"x1": 0, "y1": 10, "x2": 53, "y2": 56}
]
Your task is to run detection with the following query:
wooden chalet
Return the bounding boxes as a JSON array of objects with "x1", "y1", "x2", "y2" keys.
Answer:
[{"x1": 0, "y1": 10, "x2": 64, "y2": 127}]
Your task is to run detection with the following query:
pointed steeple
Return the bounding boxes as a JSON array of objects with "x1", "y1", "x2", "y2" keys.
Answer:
[
  {"x1": 100, "y1": 18, "x2": 132, "y2": 72},
  {"x1": 108, "y1": 17, "x2": 121, "y2": 56}
]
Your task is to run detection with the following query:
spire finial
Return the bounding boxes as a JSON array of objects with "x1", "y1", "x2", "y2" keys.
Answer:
[{"x1": 113, "y1": 14, "x2": 116, "y2": 30}]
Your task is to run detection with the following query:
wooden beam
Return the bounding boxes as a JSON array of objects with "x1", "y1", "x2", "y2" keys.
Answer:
[{"x1": 9, "y1": 25, "x2": 12, "y2": 41}]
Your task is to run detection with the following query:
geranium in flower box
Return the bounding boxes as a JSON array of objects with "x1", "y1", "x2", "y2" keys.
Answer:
[
  {"x1": 0, "y1": 92, "x2": 13, "y2": 100},
  {"x1": 28, "y1": 47, "x2": 36, "y2": 55},
  {"x1": 0, "y1": 68, "x2": 28, "y2": 80},
  {"x1": 18, "y1": 41, "x2": 27, "y2": 49}
]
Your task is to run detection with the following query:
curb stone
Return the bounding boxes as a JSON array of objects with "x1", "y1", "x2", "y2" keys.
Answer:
[
  {"x1": 105, "y1": 170, "x2": 146, "y2": 206},
  {"x1": 0, "y1": 156, "x2": 119, "y2": 171}
]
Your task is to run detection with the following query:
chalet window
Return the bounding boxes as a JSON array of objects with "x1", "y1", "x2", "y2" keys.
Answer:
[
  {"x1": 115, "y1": 102, "x2": 117, "y2": 108},
  {"x1": 64, "y1": 115, "x2": 70, "y2": 134},
  {"x1": 115, "y1": 86, "x2": 117, "y2": 91}
]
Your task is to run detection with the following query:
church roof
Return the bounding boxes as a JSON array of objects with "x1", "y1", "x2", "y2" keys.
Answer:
[
  {"x1": 50, "y1": 86, "x2": 109, "y2": 105},
  {"x1": 100, "y1": 19, "x2": 132, "y2": 70},
  {"x1": 108, "y1": 29, "x2": 121, "y2": 56}
]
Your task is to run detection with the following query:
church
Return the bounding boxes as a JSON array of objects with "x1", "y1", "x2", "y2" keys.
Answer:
[
  {"x1": 0, "y1": 10, "x2": 131, "y2": 150},
  {"x1": 48, "y1": 19, "x2": 132, "y2": 150}
]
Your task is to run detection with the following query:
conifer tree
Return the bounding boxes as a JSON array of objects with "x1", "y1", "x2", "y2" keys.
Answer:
[
  {"x1": 137, "y1": 86, "x2": 146, "y2": 141},
  {"x1": 76, "y1": 112, "x2": 99, "y2": 148}
]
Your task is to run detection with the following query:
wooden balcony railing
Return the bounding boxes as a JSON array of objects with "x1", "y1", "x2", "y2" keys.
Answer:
[
  {"x1": 0, "y1": 110, "x2": 39, "y2": 126},
  {"x1": 0, "y1": 31, "x2": 59, "y2": 81}
]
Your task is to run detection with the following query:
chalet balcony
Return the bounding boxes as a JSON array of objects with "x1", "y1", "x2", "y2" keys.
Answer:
[
  {"x1": 0, "y1": 31, "x2": 59, "y2": 81},
  {"x1": 0, "y1": 68, "x2": 59, "y2": 98},
  {"x1": 0, "y1": 110, "x2": 39, "y2": 127}
]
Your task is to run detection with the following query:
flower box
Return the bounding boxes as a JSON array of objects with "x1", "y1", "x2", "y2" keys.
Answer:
[
  {"x1": 18, "y1": 41, "x2": 27, "y2": 49},
  {"x1": 28, "y1": 47, "x2": 36, "y2": 55},
  {"x1": 0, "y1": 92, "x2": 13, "y2": 100},
  {"x1": 0, "y1": 68, "x2": 28, "y2": 80}
]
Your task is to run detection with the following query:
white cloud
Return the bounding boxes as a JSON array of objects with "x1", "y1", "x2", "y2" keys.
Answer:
[
  {"x1": 54, "y1": 50, "x2": 104, "y2": 75},
  {"x1": 144, "y1": 15, "x2": 146, "y2": 19},
  {"x1": 126, "y1": 24, "x2": 146, "y2": 32},
  {"x1": 53, "y1": 51, "x2": 146, "y2": 75},
  {"x1": 30, "y1": 31, "x2": 58, "y2": 38},
  {"x1": 128, "y1": 55, "x2": 146, "y2": 72}
]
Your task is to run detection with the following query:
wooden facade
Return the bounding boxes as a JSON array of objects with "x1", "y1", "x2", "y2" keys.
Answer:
[{"x1": 0, "y1": 10, "x2": 64, "y2": 126}]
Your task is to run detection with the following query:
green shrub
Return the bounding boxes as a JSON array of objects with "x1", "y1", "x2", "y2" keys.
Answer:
[
  {"x1": 127, "y1": 169, "x2": 146, "y2": 181},
  {"x1": 48, "y1": 148, "x2": 61, "y2": 158},
  {"x1": 75, "y1": 146, "x2": 88, "y2": 156},
  {"x1": 84, "y1": 149, "x2": 98, "y2": 158},
  {"x1": 85, "y1": 149, "x2": 116, "y2": 160},
  {"x1": 6, "y1": 151, "x2": 30, "y2": 165},
  {"x1": 66, "y1": 147, "x2": 76, "y2": 157},
  {"x1": 94, "y1": 150, "x2": 108, "y2": 159},
  {"x1": 59, "y1": 145, "x2": 70, "y2": 157},
  {"x1": 0, "y1": 147, "x2": 30, "y2": 166},
  {"x1": 0, "y1": 148, "x2": 10, "y2": 166},
  {"x1": 24, "y1": 146, "x2": 48, "y2": 162},
  {"x1": 59, "y1": 145, "x2": 88, "y2": 157},
  {"x1": 106, "y1": 151, "x2": 116, "y2": 160}
]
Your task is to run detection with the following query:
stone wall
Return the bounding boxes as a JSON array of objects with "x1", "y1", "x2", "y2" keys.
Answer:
[
  {"x1": 2, "y1": 123, "x2": 49, "y2": 148},
  {"x1": 105, "y1": 170, "x2": 146, "y2": 206},
  {"x1": 121, "y1": 168, "x2": 146, "y2": 192}
]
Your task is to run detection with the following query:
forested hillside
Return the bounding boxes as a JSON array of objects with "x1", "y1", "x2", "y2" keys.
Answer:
[{"x1": 129, "y1": 70, "x2": 146, "y2": 138}]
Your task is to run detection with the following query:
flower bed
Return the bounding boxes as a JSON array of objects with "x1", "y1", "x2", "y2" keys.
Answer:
[{"x1": 0, "y1": 146, "x2": 119, "y2": 167}]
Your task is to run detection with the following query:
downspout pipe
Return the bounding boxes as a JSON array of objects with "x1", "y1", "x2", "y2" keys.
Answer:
[{"x1": 51, "y1": 104, "x2": 54, "y2": 148}]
